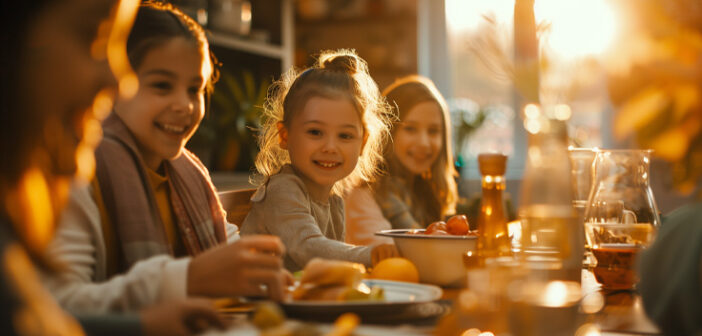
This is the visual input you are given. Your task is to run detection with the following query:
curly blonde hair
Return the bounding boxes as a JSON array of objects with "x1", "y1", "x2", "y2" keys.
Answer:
[{"x1": 253, "y1": 49, "x2": 392, "y2": 195}]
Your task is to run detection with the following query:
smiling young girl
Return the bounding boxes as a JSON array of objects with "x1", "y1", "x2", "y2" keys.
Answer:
[
  {"x1": 240, "y1": 49, "x2": 398, "y2": 271},
  {"x1": 43, "y1": 2, "x2": 290, "y2": 313},
  {"x1": 345, "y1": 75, "x2": 458, "y2": 245}
]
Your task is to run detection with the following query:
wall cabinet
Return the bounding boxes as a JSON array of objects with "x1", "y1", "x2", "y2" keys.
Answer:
[{"x1": 173, "y1": 0, "x2": 293, "y2": 174}]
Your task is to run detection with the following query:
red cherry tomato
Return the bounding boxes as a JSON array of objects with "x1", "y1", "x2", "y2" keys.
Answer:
[
  {"x1": 425, "y1": 221, "x2": 447, "y2": 234},
  {"x1": 430, "y1": 229, "x2": 450, "y2": 236},
  {"x1": 446, "y1": 214, "x2": 470, "y2": 235}
]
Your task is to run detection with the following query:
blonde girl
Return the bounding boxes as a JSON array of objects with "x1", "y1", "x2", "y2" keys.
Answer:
[
  {"x1": 346, "y1": 75, "x2": 458, "y2": 245},
  {"x1": 240, "y1": 49, "x2": 397, "y2": 271},
  {"x1": 44, "y1": 2, "x2": 290, "y2": 313}
]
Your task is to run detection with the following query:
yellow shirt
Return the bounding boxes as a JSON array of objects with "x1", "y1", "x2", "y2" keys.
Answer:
[
  {"x1": 93, "y1": 166, "x2": 185, "y2": 275},
  {"x1": 146, "y1": 167, "x2": 185, "y2": 256}
]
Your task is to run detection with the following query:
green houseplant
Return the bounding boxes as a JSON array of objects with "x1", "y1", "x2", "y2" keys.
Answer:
[{"x1": 189, "y1": 70, "x2": 269, "y2": 171}]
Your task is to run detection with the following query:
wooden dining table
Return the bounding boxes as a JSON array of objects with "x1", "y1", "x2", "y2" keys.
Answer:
[
  {"x1": 578, "y1": 270, "x2": 660, "y2": 335},
  {"x1": 206, "y1": 268, "x2": 661, "y2": 336}
]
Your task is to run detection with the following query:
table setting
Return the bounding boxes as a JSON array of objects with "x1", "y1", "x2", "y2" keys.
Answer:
[{"x1": 206, "y1": 132, "x2": 665, "y2": 335}]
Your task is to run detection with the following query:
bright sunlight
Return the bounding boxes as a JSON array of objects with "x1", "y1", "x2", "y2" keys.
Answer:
[{"x1": 446, "y1": 0, "x2": 619, "y2": 60}]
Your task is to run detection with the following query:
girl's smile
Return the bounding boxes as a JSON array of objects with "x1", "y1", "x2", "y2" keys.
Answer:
[
  {"x1": 314, "y1": 160, "x2": 341, "y2": 169},
  {"x1": 393, "y1": 101, "x2": 443, "y2": 175},
  {"x1": 154, "y1": 121, "x2": 190, "y2": 135},
  {"x1": 279, "y1": 96, "x2": 364, "y2": 201}
]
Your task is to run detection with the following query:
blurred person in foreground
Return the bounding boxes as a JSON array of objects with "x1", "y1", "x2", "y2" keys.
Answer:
[
  {"x1": 605, "y1": 0, "x2": 702, "y2": 334},
  {"x1": 0, "y1": 0, "x2": 224, "y2": 335}
]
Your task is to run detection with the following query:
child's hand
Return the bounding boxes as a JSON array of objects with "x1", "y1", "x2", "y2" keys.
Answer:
[
  {"x1": 140, "y1": 298, "x2": 225, "y2": 336},
  {"x1": 370, "y1": 244, "x2": 399, "y2": 266},
  {"x1": 187, "y1": 235, "x2": 294, "y2": 301}
]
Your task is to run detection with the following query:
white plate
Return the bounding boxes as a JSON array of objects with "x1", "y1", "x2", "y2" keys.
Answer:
[
  {"x1": 280, "y1": 279, "x2": 444, "y2": 321},
  {"x1": 205, "y1": 321, "x2": 432, "y2": 336}
]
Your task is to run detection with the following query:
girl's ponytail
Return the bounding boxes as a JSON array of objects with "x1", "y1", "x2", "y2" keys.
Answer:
[{"x1": 320, "y1": 54, "x2": 359, "y2": 75}]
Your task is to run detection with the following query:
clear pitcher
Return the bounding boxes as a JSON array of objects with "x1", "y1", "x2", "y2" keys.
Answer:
[{"x1": 584, "y1": 149, "x2": 660, "y2": 290}]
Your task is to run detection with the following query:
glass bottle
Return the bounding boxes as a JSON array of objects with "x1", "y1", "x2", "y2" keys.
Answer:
[
  {"x1": 476, "y1": 153, "x2": 512, "y2": 258},
  {"x1": 518, "y1": 104, "x2": 583, "y2": 282}
]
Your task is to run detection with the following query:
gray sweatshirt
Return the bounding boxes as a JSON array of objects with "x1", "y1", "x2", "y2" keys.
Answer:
[{"x1": 240, "y1": 165, "x2": 371, "y2": 271}]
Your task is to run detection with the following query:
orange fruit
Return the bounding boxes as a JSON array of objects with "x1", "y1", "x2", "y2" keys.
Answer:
[{"x1": 370, "y1": 258, "x2": 420, "y2": 283}]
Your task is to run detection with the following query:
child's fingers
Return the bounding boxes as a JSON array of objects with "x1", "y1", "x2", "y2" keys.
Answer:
[
  {"x1": 372, "y1": 244, "x2": 399, "y2": 266},
  {"x1": 283, "y1": 269, "x2": 295, "y2": 286},
  {"x1": 237, "y1": 235, "x2": 285, "y2": 256},
  {"x1": 243, "y1": 250, "x2": 283, "y2": 269},
  {"x1": 246, "y1": 269, "x2": 290, "y2": 301}
]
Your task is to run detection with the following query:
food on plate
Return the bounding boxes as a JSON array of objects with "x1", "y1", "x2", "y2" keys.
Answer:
[
  {"x1": 252, "y1": 302, "x2": 286, "y2": 330},
  {"x1": 446, "y1": 214, "x2": 470, "y2": 235},
  {"x1": 425, "y1": 221, "x2": 448, "y2": 235},
  {"x1": 292, "y1": 258, "x2": 385, "y2": 302},
  {"x1": 409, "y1": 215, "x2": 478, "y2": 236},
  {"x1": 369, "y1": 257, "x2": 419, "y2": 283},
  {"x1": 329, "y1": 313, "x2": 360, "y2": 336},
  {"x1": 251, "y1": 302, "x2": 359, "y2": 336},
  {"x1": 299, "y1": 258, "x2": 365, "y2": 287}
]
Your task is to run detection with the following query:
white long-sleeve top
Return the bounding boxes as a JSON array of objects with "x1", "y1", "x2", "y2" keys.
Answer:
[{"x1": 41, "y1": 183, "x2": 239, "y2": 313}]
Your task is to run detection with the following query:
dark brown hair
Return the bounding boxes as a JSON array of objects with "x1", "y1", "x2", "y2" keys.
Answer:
[{"x1": 128, "y1": 2, "x2": 218, "y2": 95}]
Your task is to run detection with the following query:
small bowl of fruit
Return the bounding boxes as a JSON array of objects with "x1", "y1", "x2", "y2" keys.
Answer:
[{"x1": 375, "y1": 215, "x2": 478, "y2": 287}]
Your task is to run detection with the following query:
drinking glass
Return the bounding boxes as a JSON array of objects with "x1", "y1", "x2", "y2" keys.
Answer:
[
  {"x1": 583, "y1": 149, "x2": 660, "y2": 290},
  {"x1": 568, "y1": 147, "x2": 597, "y2": 266}
]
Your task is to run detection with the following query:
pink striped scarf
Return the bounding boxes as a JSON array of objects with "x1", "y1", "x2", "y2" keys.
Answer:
[{"x1": 94, "y1": 113, "x2": 226, "y2": 272}]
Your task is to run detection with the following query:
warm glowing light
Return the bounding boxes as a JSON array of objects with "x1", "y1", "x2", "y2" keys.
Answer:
[
  {"x1": 524, "y1": 104, "x2": 541, "y2": 119},
  {"x1": 445, "y1": 0, "x2": 515, "y2": 32},
  {"x1": 535, "y1": 0, "x2": 618, "y2": 59},
  {"x1": 581, "y1": 292, "x2": 605, "y2": 314},
  {"x1": 575, "y1": 323, "x2": 601, "y2": 336},
  {"x1": 82, "y1": 116, "x2": 103, "y2": 149},
  {"x1": 479, "y1": 332, "x2": 495, "y2": 336},
  {"x1": 242, "y1": 2, "x2": 252, "y2": 22},
  {"x1": 525, "y1": 119, "x2": 542, "y2": 134},
  {"x1": 15, "y1": 169, "x2": 54, "y2": 251},
  {"x1": 537, "y1": 280, "x2": 582, "y2": 307},
  {"x1": 75, "y1": 143, "x2": 96, "y2": 183},
  {"x1": 554, "y1": 104, "x2": 572, "y2": 120},
  {"x1": 92, "y1": 89, "x2": 115, "y2": 121},
  {"x1": 461, "y1": 328, "x2": 482, "y2": 336},
  {"x1": 543, "y1": 281, "x2": 568, "y2": 307},
  {"x1": 107, "y1": 0, "x2": 139, "y2": 99},
  {"x1": 446, "y1": 0, "x2": 619, "y2": 60}
]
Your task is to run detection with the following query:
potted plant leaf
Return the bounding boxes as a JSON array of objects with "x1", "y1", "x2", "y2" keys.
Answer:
[{"x1": 189, "y1": 70, "x2": 269, "y2": 172}]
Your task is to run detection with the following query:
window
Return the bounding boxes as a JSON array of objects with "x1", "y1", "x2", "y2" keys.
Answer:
[{"x1": 442, "y1": 0, "x2": 619, "y2": 178}]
